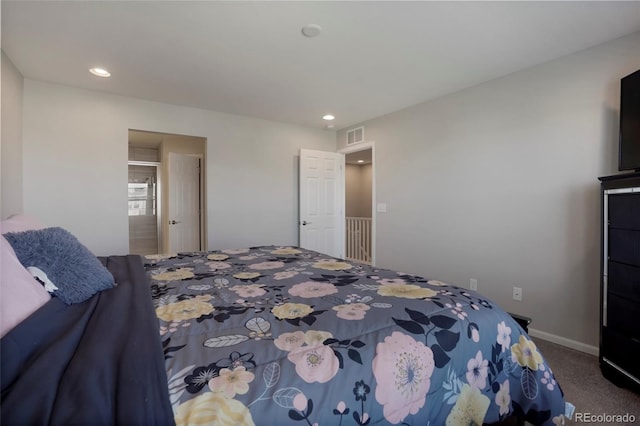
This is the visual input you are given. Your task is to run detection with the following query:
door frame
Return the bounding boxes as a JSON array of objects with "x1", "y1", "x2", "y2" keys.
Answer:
[
  {"x1": 339, "y1": 141, "x2": 376, "y2": 266},
  {"x1": 129, "y1": 129, "x2": 207, "y2": 254}
]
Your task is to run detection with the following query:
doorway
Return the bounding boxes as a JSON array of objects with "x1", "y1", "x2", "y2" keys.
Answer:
[
  {"x1": 298, "y1": 144, "x2": 375, "y2": 264},
  {"x1": 128, "y1": 162, "x2": 160, "y2": 254},
  {"x1": 344, "y1": 146, "x2": 374, "y2": 264},
  {"x1": 128, "y1": 130, "x2": 206, "y2": 254}
]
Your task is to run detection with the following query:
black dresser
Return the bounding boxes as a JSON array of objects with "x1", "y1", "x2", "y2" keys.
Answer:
[{"x1": 599, "y1": 172, "x2": 640, "y2": 389}]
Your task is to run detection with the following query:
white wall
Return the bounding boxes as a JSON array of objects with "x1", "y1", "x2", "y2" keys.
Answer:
[
  {"x1": 20, "y1": 81, "x2": 335, "y2": 255},
  {"x1": 1, "y1": 51, "x2": 24, "y2": 218},
  {"x1": 337, "y1": 32, "x2": 640, "y2": 349}
]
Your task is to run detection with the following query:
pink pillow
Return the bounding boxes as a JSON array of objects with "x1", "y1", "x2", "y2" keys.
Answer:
[
  {"x1": 1, "y1": 236, "x2": 51, "y2": 338},
  {"x1": 1, "y1": 214, "x2": 45, "y2": 234}
]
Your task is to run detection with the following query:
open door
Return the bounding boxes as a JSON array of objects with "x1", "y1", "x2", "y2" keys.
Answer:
[
  {"x1": 168, "y1": 153, "x2": 202, "y2": 253},
  {"x1": 299, "y1": 149, "x2": 345, "y2": 258}
]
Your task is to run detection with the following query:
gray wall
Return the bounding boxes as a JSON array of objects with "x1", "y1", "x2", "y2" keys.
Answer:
[
  {"x1": 17, "y1": 80, "x2": 335, "y2": 255},
  {"x1": 1, "y1": 51, "x2": 24, "y2": 218},
  {"x1": 337, "y1": 32, "x2": 640, "y2": 350}
]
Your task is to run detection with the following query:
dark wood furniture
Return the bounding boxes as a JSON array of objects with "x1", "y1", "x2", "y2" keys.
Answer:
[
  {"x1": 508, "y1": 312, "x2": 532, "y2": 333},
  {"x1": 599, "y1": 171, "x2": 640, "y2": 390}
]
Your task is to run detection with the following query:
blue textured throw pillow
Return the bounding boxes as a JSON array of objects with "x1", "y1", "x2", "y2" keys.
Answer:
[{"x1": 4, "y1": 227, "x2": 115, "y2": 304}]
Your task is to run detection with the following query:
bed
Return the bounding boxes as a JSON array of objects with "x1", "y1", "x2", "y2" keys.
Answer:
[{"x1": 1, "y1": 224, "x2": 567, "y2": 425}]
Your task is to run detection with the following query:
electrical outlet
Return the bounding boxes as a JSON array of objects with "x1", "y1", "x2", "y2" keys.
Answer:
[
  {"x1": 513, "y1": 287, "x2": 523, "y2": 301},
  {"x1": 470, "y1": 278, "x2": 478, "y2": 291}
]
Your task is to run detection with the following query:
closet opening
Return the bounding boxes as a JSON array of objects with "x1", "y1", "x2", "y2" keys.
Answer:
[{"x1": 128, "y1": 129, "x2": 206, "y2": 254}]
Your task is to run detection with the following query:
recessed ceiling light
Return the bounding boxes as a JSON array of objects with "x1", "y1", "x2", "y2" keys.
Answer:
[
  {"x1": 357, "y1": 160, "x2": 364, "y2": 163},
  {"x1": 322, "y1": 114, "x2": 335, "y2": 121},
  {"x1": 302, "y1": 24, "x2": 322, "y2": 38},
  {"x1": 89, "y1": 67, "x2": 111, "y2": 77}
]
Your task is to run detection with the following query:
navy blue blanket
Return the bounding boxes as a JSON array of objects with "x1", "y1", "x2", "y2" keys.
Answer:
[{"x1": 1, "y1": 255, "x2": 174, "y2": 425}]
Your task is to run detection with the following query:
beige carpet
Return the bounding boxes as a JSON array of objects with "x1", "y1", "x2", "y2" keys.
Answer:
[{"x1": 533, "y1": 338, "x2": 640, "y2": 425}]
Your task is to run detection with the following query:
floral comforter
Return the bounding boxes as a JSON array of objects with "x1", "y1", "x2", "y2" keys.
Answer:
[{"x1": 144, "y1": 246, "x2": 566, "y2": 426}]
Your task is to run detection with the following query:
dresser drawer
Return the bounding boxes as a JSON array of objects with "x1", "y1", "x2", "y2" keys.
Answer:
[
  {"x1": 609, "y1": 192, "x2": 640, "y2": 230},
  {"x1": 608, "y1": 261, "x2": 640, "y2": 302},
  {"x1": 602, "y1": 326, "x2": 640, "y2": 380},
  {"x1": 606, "y1": 293, "x2": 640, "y2": 337},
  {"x1": 609, "y1": 228, "x2": 640, "y2": 267}
]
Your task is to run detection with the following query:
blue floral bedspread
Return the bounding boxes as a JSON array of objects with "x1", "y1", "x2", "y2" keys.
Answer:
[{"x1": 144, "y1": 246, "x2": 566, "y2": 426}]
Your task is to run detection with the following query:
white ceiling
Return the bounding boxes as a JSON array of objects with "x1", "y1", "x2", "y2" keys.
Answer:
[{"x1": 3, "y1": 1, "x2": 640, "y2": 130}]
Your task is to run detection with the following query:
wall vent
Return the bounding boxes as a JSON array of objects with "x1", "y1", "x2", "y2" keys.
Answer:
[{"x1": 346, "y1": 126, "x2": 364, "y2": 145}]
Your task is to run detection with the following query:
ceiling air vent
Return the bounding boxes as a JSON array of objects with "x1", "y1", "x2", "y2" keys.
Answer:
[{"x1": 346, "y1": 126, "x2": 364, "y2": 145}]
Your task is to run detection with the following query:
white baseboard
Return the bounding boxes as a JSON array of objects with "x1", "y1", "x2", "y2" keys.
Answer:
[{"x1": 528, "y1": 328, "x2": 599, "y2": 356}]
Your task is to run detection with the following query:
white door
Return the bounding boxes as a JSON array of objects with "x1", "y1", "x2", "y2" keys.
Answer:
[
  {"x1": 168, "y1": 153, "x2": 201, "y2": 253},
  {"x1": 299, "y1": 149, "x2": 345, "y2": 258}
]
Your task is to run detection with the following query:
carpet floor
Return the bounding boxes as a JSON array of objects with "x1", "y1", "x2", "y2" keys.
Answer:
[{"x1": 533, "y1": 338, "x2": 640, "y2": 425}]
